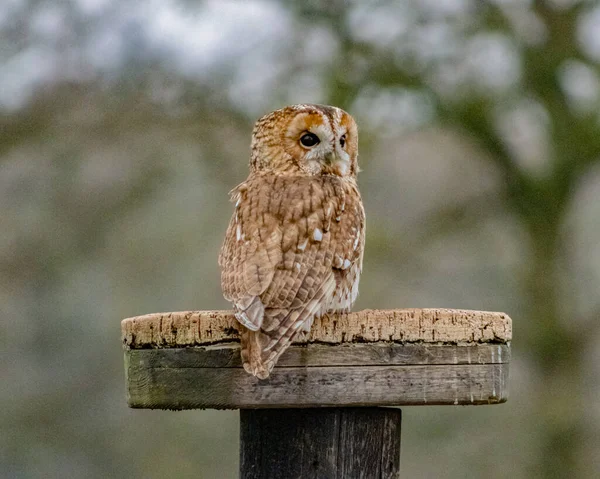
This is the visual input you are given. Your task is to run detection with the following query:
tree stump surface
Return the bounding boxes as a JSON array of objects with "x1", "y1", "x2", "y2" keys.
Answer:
[{"x1": 122, "y1": 308, "x2": 511, "y2": 409}]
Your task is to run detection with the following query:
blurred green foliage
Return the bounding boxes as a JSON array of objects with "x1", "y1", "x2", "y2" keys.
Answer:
[{"x1": 1, "y1": 1, "x2": 600, "y2": 478}]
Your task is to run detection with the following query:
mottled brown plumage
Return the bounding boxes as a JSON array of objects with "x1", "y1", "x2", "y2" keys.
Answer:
[{"x1": 219, "y1": 104, "x2": 365, "y2": 379}]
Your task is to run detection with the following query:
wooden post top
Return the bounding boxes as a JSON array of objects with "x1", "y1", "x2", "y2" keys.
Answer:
[
  {"x1": 121, "y1": 308, "x2": 511, "y2": 348},
  {"x1": 121, "y1": 308, "x2": 512, "y2": 409}
]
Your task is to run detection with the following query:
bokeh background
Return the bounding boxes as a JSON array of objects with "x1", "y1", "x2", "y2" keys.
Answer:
[{"x1": 2, "y1": 0, "x2": 600, "y2": 477}]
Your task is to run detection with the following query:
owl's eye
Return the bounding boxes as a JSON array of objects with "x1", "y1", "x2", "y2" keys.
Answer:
[
  {"x1": 340, "y1": 134, "x2": 346, "y2": 148},
  {"x1": 300, "y1": 132, "x2": 320, "y2": 148}
]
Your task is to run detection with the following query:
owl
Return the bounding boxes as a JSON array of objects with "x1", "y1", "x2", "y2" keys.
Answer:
[{"x1": 219, "y1": 104, "x2": 365, "y2": 379}]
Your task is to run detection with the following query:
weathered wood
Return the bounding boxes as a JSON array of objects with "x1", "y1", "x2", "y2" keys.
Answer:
[
  {"x1": 122, "y1": 309, "x2": 511, "y2": 409},
  {"x1": 121, "y1": 308, "x2": 512, "y2": 348},
  {"x1": 239, "y1": 408, "x2": 402, "y2": 479},
  {"x1": 127, "y1": 342, "x2": 509, "y2": 368},
  {"x1": 125, "y1": 343, "x2": 509, "y2": 409}
]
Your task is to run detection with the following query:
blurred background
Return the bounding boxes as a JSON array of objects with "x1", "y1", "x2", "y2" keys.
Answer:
[{"x1": 1, "y1": 0, "x2": 600, "y2": 477}]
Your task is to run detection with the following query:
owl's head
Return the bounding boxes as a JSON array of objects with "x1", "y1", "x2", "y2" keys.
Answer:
[{"x1": 250, "y1": 104, "x2": 359, "y2": 177}]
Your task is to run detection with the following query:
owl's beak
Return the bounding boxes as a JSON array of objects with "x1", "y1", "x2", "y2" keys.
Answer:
[
  {"x1": 323, "y1": 150, "x2": 336, "y2": 165},
  {"x1": 322, "y1": 149, "x2": 349, "y2": 176}
]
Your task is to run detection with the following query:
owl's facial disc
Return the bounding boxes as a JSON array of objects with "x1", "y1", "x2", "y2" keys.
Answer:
[
  {"x1": 297, "y1": 123, "x2": 350, "y2": 176},
  {"x1": 270, "y1": 105, "x2": 357, "y2": 177}
]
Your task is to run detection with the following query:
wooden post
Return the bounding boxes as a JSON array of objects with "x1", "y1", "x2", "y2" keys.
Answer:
[
  {"x1": 240, "y1": 408, "x2": 401, "y2": 479},
  {"x1": 121, "y1": 308, "x2": 511, "y2": 478}
]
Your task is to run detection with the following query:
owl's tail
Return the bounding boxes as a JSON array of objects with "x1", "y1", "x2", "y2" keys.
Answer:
[
  {"x1": 240, "y1": 276, "x2": 336, "y2": 379},
  {"x1": 240, "y1": 328, "x2": 277, "y2": 379},
  {"x1": 241, "y1": 324, "x2": 306, "y2": 380}
]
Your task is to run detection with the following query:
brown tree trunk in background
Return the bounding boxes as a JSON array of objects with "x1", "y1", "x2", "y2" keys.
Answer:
[{"x1": 526, "y1": 224, "x2": 584, "y2": 478}]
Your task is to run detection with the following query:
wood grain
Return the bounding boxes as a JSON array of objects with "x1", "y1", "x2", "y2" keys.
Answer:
[
  {"x1": 121, "y1": 308, "x2": 512, "y2": 348},
  {"x1": 125, "y1": 346, "x2": 508, "y2": 409},
  {"x1": 240, "y1": 408, "x2": 402, "y2": 479},
  {"x1": 128, "y1": 342, "x2": 509, "y2": 369},
  {"x1": 122, "y1": 308, "x2": 511, "y2": 409}
]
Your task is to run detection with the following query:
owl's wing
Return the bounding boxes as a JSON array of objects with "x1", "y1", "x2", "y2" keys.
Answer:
[
  {"x1": 219, "y1": 181, "x2": 283, "y2": 331},
  {"x1": 219, "y1": 174, "x2": 364, "y2": 378}
]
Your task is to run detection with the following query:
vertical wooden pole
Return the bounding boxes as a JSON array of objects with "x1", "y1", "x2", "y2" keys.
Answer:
[{"x1": 240, "y1": 408, "x2": 402, "y2": 479}]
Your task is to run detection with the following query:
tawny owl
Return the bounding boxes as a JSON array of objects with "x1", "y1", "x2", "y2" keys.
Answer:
[{"x1": 219, "y1": 104, "x2": 365, "y2": 379}]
